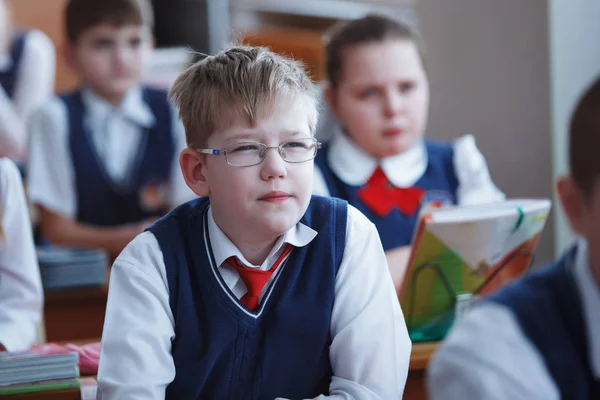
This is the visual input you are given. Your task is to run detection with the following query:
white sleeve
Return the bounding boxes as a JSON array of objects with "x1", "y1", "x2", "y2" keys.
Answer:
[
  {"x1": 0, "y1": 30, "x2": 55, "y2": 158},
  {"x1": 307, "y1": 205, "x2": 411, "y2": 399},
  {"x1": 26, "y1": 98, "x2": 77, "y2": 219},
  {"x1": 0, "y1": 158, "x2": 43, "y2": 351},
  {"x1": 166, "y1": 105, "x2": 195, "y2": 208},
  {"x1": 96, "y1": 231, "x2": 175, "y2": 400},
  {"x1": 312, "y1": 166, "x2": 331, "y2": 197},
  {"x1": 453, "y1": 134, "x2": 505, "y2": 205},
  {"x1": 427, "y1": 303, "x2": 559, "y2": 400}
]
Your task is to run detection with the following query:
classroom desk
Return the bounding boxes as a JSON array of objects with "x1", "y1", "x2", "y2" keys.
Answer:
[
  {"x1": 4, "y1": 339, "x2": 438, "y2": 399},
  {"x1": 44, "y1": 285, "x2": 108, "y2": 342},
  {"x1": 4, "y1": 338, "x2": 101, "y2": 400},
  {"x1": 4, "y1": 388, "x2": 81, "y2": 400},
  {"x1": 405, "y1": 342, "x2": 438, "y2": 400}
]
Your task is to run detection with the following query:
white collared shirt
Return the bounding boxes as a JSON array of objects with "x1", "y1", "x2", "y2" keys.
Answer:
[
  {"x1": 97, "y1": 204, "x2": 411, "y2": 399},
  {"x1": 0, "y1": 30, "x2": 55, "y2": 161},
  {"x1": 313, "y1": 130, "x2": 505, "y2": 205},
  {"x1": 0, "y1": 158, "x2": 43, "y2": 351},
  {"x1": 427, "y1": 239, "x2": 600, "y2": 400},
  {"x1": 27, "y1": 86, "x2": 194, "y2": 219},
  {"x1": 207, "y1": 208, "x2": 317, "y2": 301}
]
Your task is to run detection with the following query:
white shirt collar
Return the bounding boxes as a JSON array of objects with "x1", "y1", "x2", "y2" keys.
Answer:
[
  {"x1": 80, "y1": 86, "x2": 156, "y2": 129},
  {"x1": 327, "y1": 128, "x2": 428, "y2": 188},
  {"x1": 572, "y1": 239, "x2": 600, "y2": 378},
  {"x1": 207, "y1": 206, "x2": 317, "y2": 270}
]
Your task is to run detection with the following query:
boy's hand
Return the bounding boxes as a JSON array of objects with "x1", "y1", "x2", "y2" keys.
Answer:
[{"x1": 385, "y1": 246, "x2": 412, "y2": 295}]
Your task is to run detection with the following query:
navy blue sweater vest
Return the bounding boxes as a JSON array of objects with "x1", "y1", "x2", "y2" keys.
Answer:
[
  {"x1": 0, "y1": 32, "x2": 26, "y2": 99},
  {"x1": 149, "y1": 195, "x2": 348, "y2": 400},
  {"x1": 62, "y1": 87, "x2": 174, "y2": 226},
  {"x1": 489, "y1": 247, "x2": 600, "y2": 399},
  {"x1": 315, "y1": 140, "x2": 458, "y2": 250}
]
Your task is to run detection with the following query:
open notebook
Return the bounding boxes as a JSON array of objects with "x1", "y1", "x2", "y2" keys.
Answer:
[{"x1": 399, "y1": 199, "x2": 552, "y2": 342}]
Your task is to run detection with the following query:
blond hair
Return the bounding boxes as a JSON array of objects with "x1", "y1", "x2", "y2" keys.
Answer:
[{"x1": 169, "y1": 45, "x2": 319, "y2": 149}]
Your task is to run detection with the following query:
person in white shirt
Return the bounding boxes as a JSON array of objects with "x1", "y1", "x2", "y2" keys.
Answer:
[
  {"x1": 96, "y1": 45, "x2": 412, "y2": 399},
  {"x1": 27, "y1": 0, "x2": 192, "y2": 260},
  {"x1": 0, "y1": 0, "x2": 55, "y2": 163},
  {"x1": 0, "y1": 157, "x2": 43, "y2": 351},
  {"x1": 313, "y1": 15, "x2": 504, "y2": 291},
  {"x1": 428, "y1": 75, "x2": 600, "y2": 400}
]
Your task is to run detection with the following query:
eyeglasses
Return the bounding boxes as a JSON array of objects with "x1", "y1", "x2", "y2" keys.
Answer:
[{"x1": 198, "y1": 138, "x2": 322, "y2": 167}]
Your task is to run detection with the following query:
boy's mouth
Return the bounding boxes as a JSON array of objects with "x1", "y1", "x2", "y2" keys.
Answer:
[
  {"x1": 259, "y1": 191, "x2": 291, "y2": 202},
  {"x1": 382, "y1": 127, "x2": 406, "y2": 137}
]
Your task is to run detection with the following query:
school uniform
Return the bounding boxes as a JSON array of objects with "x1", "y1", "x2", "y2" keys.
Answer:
[
  {"x1": 27, "y1": 86, "x2": 193, "y2": 228},
  {"x1": 0, "y1": 158, "x2": 43, "y2": 351},
  {"x1": 97, "y1": 196, "x2": 411, "y2": 400},
  {"x1": 0, "y1": 32, "x2": 27, "y2": 99},
  {"x1": 314, "y1": 130, "x2": 505, "y2": 250},
  {"x1": 428, "y1": 239, "x2": 600, "y2": 400},
  {"x1": 0, "y1": 30, "x2": 54, "y2": 160}
]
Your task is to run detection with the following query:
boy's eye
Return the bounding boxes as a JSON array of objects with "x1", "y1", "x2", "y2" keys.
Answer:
[
  {"x1": 91, "y1": 38, "x2": 114, "y2": 50},
  {"x1": 399, "y1": 82, "x2": 416, "y2": 93},
  {"x1": 230, "y1": 144, "x2": 260, "y2": 153},
  {"x1": 129, "y1": 37, "x2": 142, "y2": 48},
  {"x1": 283, "y1": 141, "x2": 310, "y2": 149},
  {"x1": 360, "y1": 88, "x2": 379, "y2": 98}
]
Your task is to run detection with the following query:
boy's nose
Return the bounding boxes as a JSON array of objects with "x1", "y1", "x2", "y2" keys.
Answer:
[
  {"x1": 384, "y1": 91, "x2": 405, "y2": 117},
  {"x1": 260, "y1": 148, "x2": 287, "y2": 180},
  {"x1": 114, "y1": 47, "x2": 130, "y2": 67}
]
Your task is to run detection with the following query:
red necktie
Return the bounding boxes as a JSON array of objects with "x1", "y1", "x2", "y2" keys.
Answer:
[
  {"x1": 357, "y1": 166, "x2": 425, "y2": 217},
  {"x1": 228, "y1": 244, "x2": 293, "y2": 311}
]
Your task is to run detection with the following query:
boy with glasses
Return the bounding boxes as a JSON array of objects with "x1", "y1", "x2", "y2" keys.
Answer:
[{"x1": 97, "y1": 45, "x2": 411, "y2": 399}]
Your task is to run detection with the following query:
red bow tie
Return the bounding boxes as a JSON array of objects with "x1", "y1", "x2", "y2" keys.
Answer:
[{"x1": 357, "y1": 167, "x2": 425, "y2": 217}]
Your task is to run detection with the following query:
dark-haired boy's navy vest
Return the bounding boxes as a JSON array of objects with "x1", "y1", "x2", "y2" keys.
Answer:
[
  {"x1": 315, "y1": 140, "x2": 459, "y2": 250},
  {"x1": 489, "y1": 247, "x2": 600, "y2": 399},
  {"x1": 148, "y1": 195, "x2": 347, "y2": 400},
  {"x1": 0, "y1": 32, "x2": 26, "y2": 99},
  {"x1": 62, "y1": 87, "x2": 174, "y2": 226}
]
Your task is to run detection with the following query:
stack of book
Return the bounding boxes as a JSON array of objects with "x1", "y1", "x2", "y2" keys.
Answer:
[
  {"x1": 0, "y1": 343, "x2": 80, "y2": 395},
  {"x1": 37, "y1": 247, "x2": 108, "y2": 290}
]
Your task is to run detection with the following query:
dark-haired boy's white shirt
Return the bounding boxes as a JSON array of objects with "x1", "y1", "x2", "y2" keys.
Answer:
[
  {"x1": 427, "y1": 239, "x2": 600, "y2": 400},
  {"x1": 27, "y1": 86, "x2": 194, "y2": 219},
  {"x1": 97, "y1": 205, "x2": 412, "y2": 400},
  {"x1": 313, "y1": 128, "x2": 505, "y2": 205}
]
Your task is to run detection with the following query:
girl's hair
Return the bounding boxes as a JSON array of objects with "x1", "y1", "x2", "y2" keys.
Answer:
[{"x1": 323, "y1": 14, "x2": 424, "y2": 89}]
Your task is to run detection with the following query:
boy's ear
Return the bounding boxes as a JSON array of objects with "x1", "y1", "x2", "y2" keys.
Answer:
[
  {"x1": 557, "y1": 176, "x2": 585, "y2": 235},
  {"x1": 179, "y1": 147, "x2": 210, "y2": 197}
]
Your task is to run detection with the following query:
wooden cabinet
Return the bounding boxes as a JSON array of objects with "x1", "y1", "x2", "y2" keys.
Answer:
[
  {"x1": 11, "y1": 0, "x2": 78, "y2": 92},
  {"x1": 241, "y1": 27, "x2": 326, "y2": 81}
]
